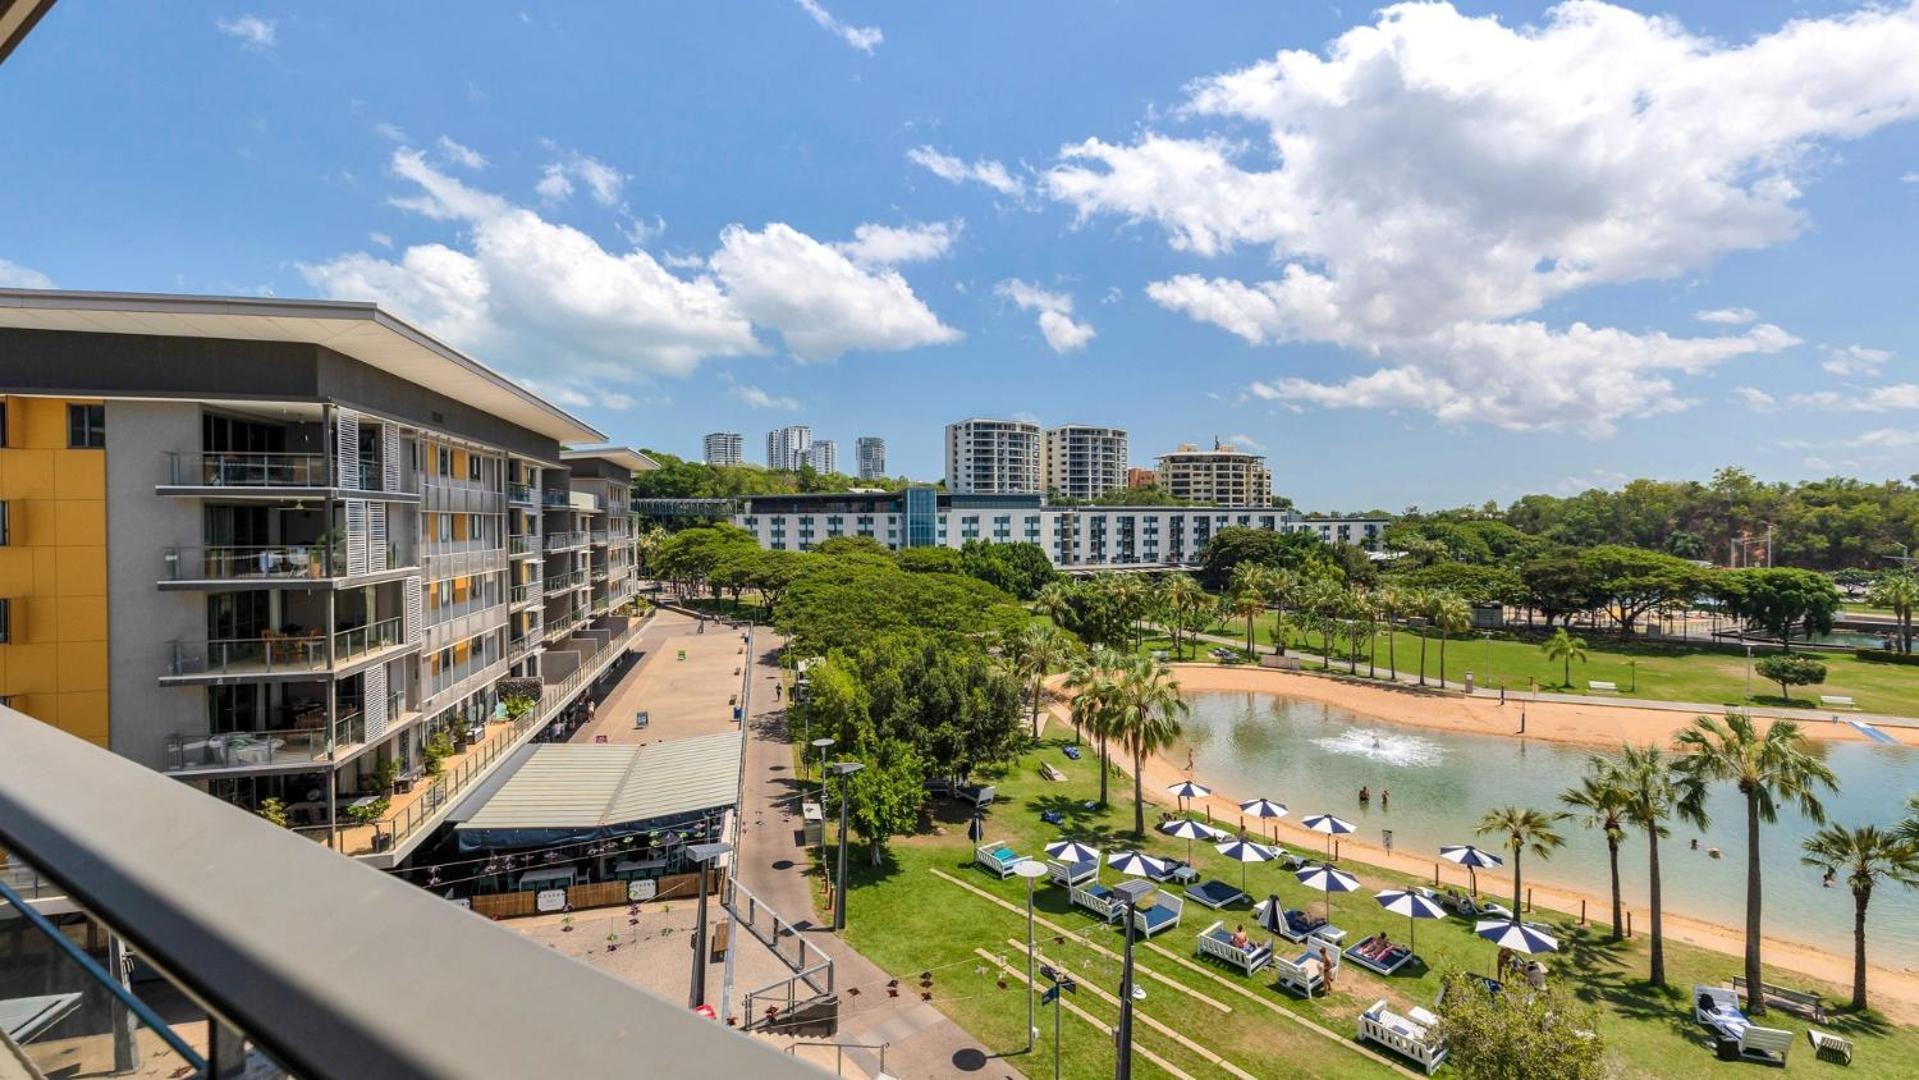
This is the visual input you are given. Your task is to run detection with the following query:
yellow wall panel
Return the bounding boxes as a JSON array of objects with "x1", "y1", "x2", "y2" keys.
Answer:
[
  {"x1": 55, "y1": 546, "x2": 107, "y2": 596},
  {"x1": 4, "y1": 644, "x2": 57, "y2": 693},
  {"x1": 56, "y1": 642, "x2": 108, "y2": 692},
  {"x1": 21, "y1": 597, "x2": 57, "y2": 644},
  {"x1": 16, "y1": 499, "x2": 55, "y2": 546},
  {"x1": 58, "y1": 692, "x2": 108, "y2": 741},
  {"x1": 3, "y1": 449, "x2": 54, "y2": 500},
  {"x1": 33, "y1": 546, "x2": 59, "y2": 594},
  {"x1": 53, "y1": 451, "x2": 106, "y2": 499},
  {"x1": 0, "y1": 548, "x2": 31, "y2": 595},
  {"x1": 55, "y1": 596, "x2": 107, "y2": 642},
  {"x1": 21, "y1": 398, "x2": 71, "y2": 449},
  {"x1": 54, "y1": 499, "x2": 106, "y2": 544}
]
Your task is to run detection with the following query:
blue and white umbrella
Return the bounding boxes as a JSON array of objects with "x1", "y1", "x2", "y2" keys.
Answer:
[
  {"x1": 1375, "y1": 889, "x2": 1446, "y2": 953},
  {"x1": 1476, "y1": 919, "x2": 1558, "y2": 955},
  {"x1": 1238, "y1": 797, "x2": 1288, "y2": 841},
  {"x1": 1441, "y1": 844, "x2": 1505, "y2": 897},
  {"x1": 1167, "y1": 779, "x2": 1211, "y2": 804},
  {"x1": 1296, "y1": 862, "x2": 1359, "y2": 925},
  {"x1": 1300, "y1": 813, "x2": 1354, "y2": 862},
  {"x1": 1160, "y1": 818, "x2": 1221, "y2": 865},
  {"x1": 1253, "y1": 894, "x2": 1286, "y2": 935},
  {"x1": 1045, "y1": 839, "x2": 1100, "y2": 865},
  {"x1": 1107, "y1": 850, "x2": 1169, "y2": 879},
  {"x1": 1215, "y1": 839, "x2": 1275, "y2": 893}
]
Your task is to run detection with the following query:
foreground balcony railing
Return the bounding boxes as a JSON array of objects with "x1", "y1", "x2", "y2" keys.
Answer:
[
  {"x1": 0, "y1": 699, "x2": 805, "y2": 1078},
  {"x1": 543, "y1": 530, "x2": 583, "y2": 551},
  {"x1": 508, "y1": 533, "x2": 539, "y2": 556},
  {"x1": 541, "y1": 488, "x2": 570, "y2": 507},
  {"x1": 166, "y1": 616, "x2": 408, "y2": 678},
  {"x1": 164, "y1": 710, "x2": 364, "y2": 772},
  {"x1": 163, "y1": 451, "x2": 329, "y2": 488}
]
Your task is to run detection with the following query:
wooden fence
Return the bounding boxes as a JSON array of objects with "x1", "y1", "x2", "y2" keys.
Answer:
[{"x1": 467, "y1": 868, "x2": 726, "y2": 921}]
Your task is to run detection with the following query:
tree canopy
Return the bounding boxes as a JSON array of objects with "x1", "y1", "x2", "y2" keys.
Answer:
[{"x1": 1196, "y1": 526, "x2": 1339, "y2": 590}]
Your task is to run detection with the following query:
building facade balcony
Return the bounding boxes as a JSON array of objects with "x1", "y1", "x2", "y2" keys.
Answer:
[
  {"x1": 162, "y1": 615, "x2": 414, "y2": 684},
  {"x1": 159, "y1": 451, "x2": 418, "y2": 501},
  {"x1": 162, "y1": 708, "x2": 365, "y2": 775},
  {"x1": 507, "y1": 481, "x2": 537, "y2": 506},
  {"x1": 507, "y1": 533, "x2": 540, "y2": 558},
  {"x1": 160, "y1": 542, "x2": 417, "y2": 588}
]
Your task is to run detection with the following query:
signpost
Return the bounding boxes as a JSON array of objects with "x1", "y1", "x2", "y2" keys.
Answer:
[{"x1": 1038, "y1": 963, "x2": 1075, "y2": 1080}]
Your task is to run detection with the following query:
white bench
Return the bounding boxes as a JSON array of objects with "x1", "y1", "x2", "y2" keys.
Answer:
[
  {"x1": 1694, "y1": 985, "x2": 1794, "y2": 1066},
  {"x1": 1046, "y1": 855, "x2": 1098, "y2": 888},
  {"x1": 1131, "y1": 892, "x2": 1184, "y2": 938},
  {"x1": 1271, "y1": 951, "x2": 1325, "y2": 998},
  {"x1": 974, "y1": 842, "x2": 1023, "y2": 879},
  {"x1": 1070, "y1": 882, "x2": 1122, "y2": 922},
  {"x1": 1357, "y1": 999, "x2": 1447, "y2": 1075},
  {"x1": 1808, "y1": 1029, "x2": 1854, "y2": 1065},
  {"x1": 1195, "y1": 921, "x2": 1272, "y2": 976},
  {"x1": 1819, "y1": 695, "x2": 1857, "y2": 710},
  {"x1": 1588, "y1": 680, "x2": 1618, "y2": 693}
]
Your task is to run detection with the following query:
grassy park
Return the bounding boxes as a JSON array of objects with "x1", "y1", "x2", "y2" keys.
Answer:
[{"x1": 819, "y1": 736, "x2": 1918, "y2": 1078}]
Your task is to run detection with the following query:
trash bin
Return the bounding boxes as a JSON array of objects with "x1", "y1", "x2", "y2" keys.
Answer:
[{"x1": 1463, "y1": 672, "x2": 1475, "y2": 693}]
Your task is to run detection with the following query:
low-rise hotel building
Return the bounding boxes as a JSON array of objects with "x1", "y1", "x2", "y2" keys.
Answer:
[{"x1": 0, "y1": 289, "x2": 647, "y2": 867}]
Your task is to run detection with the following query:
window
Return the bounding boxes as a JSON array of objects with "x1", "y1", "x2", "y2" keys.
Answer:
[
  {"x1": 0, "y1": 502, "x2": 8, "y2": 546},
  {"x1": 468, "y1": 454, "x2": 482, "y2": 482},
  {"x1": 67, "y1": 404, "x2": 105, "y2": 448},
  {"x1": 0, "y1": 598, "x2": 9, "y2": 643},
  {"x1": 437, "y1": 446, "x2": 452, "y2": 476}
]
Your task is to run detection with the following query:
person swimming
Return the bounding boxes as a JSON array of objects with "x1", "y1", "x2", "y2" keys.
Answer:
[
  {"x1": 1380, "y1": 789, "x2": 1390, "y2": 810},
  {"x1": 1358, "y1": 785, "x2": 1371, "y2": 803}
]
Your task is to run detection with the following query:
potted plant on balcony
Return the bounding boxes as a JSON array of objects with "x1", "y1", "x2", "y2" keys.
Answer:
[
  {"x1": 371, "y1": 758, "x2": 401, "y2": 796},
  {"x1": 256, "y1": 796, "x2": 291, "y2": 829},
  {"x1": 424, "y1": 731, "x2": 455, "y2": 776},
  {"x1": 347, "y1": 796, "x2": 390, "y2": 827}
]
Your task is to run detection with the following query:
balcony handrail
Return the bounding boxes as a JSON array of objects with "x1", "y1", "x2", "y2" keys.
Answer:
[
  {"x1": 164, "y1": 450, "x2": 331, "y2": 488},
  {"x1": 333, "y1": 615, "x2": 407, "y2": 662},
  {"x1": 540, "y1": 488, "x2": 570, "y2": 506},
  {"x1": 507, "y1": 481, "x2": 537, "y2": 504},
  {"x1": 162, "y1": 543, "x2": 342, "y2": 582},
  {"x1": 0, "y1": 702, "x2": 808, "y2": 1079}
]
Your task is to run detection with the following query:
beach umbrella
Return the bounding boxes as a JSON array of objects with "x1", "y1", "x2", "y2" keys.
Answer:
[
  {"x1": 1045, "y1": 839, "x2": 1100, "y2": 864},
  {"x1": 1475, "y1": 919, "x2": 1558, "y2": 956},
  {"x1": 1374, "y1": 889, "x2": 1446, "y2": 954},
  {"x1": 1107, "y1": 850, "x2": 1169, "y2": 880},
  {"x1": 1215, "y1": 839, "x2": 1275, "y2": 894},
  {"x1": 1300, "y1": 813, "x2": 1354, "y2": 863},
  {"x1": 1296, "y1": 862, "x2": 1359, "y2": 926},
  {"x1": 1167, "y1": 779, "x2": 1211, "y2": 813},
  {"x1": 1238, "y1": 797, "x2": 1288, "y2": 841},
  {"x1": 1440, "y1": 844, "x2": 1505, "y2": 897},
  {"x1": 1252, "y1": 894, "x2": 1287, "y2": 935},
  {"x1": 1160, "y1": 818, "x2": 1218, "y2": 866}
]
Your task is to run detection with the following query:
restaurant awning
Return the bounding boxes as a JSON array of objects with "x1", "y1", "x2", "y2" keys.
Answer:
[{"x1": 453, "y1": 733, "x2": 740, "y2": 851}]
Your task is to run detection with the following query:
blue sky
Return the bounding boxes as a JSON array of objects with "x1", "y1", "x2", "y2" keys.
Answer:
[{"x1": 2, "y1": 1, "x2": 1916, "y2": 511}]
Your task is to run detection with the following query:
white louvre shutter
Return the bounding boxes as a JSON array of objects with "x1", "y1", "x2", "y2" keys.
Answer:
[
  {"x1": 404, "y1": 575, "x2": 423, "y2": 642},
  {"x1": 381, "y1": 422, "x2": 401, "y2": 492},
  {"x1": 368, "y1": 503, "x2": 388, "y2": 572},
  {"x1": 345, "y1": 500, "x2": 368, "y2": 576},
  {"x1": 363, "y1": 663, "x2": 388, "y2": 740},
  {"x1": 335, "y1": 411, "x2": 360, "y2": 489}
]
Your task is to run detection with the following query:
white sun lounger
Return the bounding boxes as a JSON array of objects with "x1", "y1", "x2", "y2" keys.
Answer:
[
  {"x1": 1271, "y1": 951, "x2": 1325, "y2": 998},
  {"x1": 974, "y1": 842, "x2": 1023, "y2": 879},
  {"x1": 1071, "y1": 882, "x2": 1123, "y2": 923},
  {"x1": 1694, "y1": 985, "x2": 1793, "y2": 1065},
  {"x1": 1808, "y1": 1029, "x2": 1854, "y2": 1064},
  {"x1": 1588, "y1": 680, "x2": 1618, "y2": 693},
  {"x1": 1358, "y1": 998, "x2": 1448, "y2": 1075},
  {"x1": 1196, "y1": 921, "x2": 1272, "y2": 976},
  {"x1": 1131, "y1": 893, "x2": 1184, "y2": 939},
  {"x1": 1046, "y1": 855, "x2": 1099, "y2": 888}
]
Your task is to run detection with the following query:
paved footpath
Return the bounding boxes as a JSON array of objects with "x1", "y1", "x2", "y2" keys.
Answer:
[{"x1": 734, "y1": 626, "x2": 1023, "y2": 1080}]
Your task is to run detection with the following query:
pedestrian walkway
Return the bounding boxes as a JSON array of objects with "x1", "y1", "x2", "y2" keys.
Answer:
[{"x1": 734, "y1": 627, "x2": 1022, "y2": 1079}]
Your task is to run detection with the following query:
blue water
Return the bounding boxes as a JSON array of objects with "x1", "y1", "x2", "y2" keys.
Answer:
[{"x1": 1177, "y1": 691, "x2": 1919, "y2": 970}]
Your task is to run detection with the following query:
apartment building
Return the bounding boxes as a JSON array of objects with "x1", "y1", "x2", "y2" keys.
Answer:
[
  {"x1": 1042, "y1": 424, "x2": 1128, "y2": 501},
  {"x1": 765, "y1": 424, "x2": 811, "y2": 470},
  {"x1": 804, "y1": 439, "x2": 837, "y2": 475},
  {"x1": 0, "y1": 289, "x2": 647, "y2": 867},
  {"x1": 726, "y1": 489, "x2": 1386, "y2": 567},
  {"x1": 1155, "y1": 441, "x2": 1273, "y2": 507},
  {"x1": 855, "y1": 436, "x2": 886, "y2": 480},
  {"x1": 945, "y1": 417, "x2": 1041, "y2": 495},
  {"x1": 1127, "y1": 467, "x2": 1157, "y2": 489},
  {"x1": 702, "y1": 431, "x2": 742, "y2": 466}
]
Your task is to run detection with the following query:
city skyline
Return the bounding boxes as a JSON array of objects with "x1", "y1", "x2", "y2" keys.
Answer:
[{"x1": 3, "y1": 3, "x2": 1916, "y2": 510}]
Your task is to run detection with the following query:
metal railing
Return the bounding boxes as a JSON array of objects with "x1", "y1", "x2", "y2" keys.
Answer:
[
  {"x1": 164, "y1": 450, "x2": 328, "y2": 488},
  {"x1": 335, "y1": 615, "x2": 407, "y2": 662},
  {"x1": 508, "y1": 533, "x2": 539, "y2": 556},
  {"x1": 541, "y1": 488, "x2": 570, "y2": 507},
  {"x1": 163, "y1": 543, "x2": 338, "y2": 582},
  {"x1": 163, "y1": 710, "x2": 366, "y2": 771},
  {"x1": 543, "y1": 530, "x2": 582, "y2": 551},
  {"x1": 544, "y1": 568, "x2": 584, "y2": 591},
  {"x1": 0, "y1": 700, "x2": 809, "y2": 1079},
  {"x1": 784, "y1": 1040, "x2": 887, "y2": 1077},
  {"x1": 510, "y1": 581, "x2": 542, "y2": 606},
  {"x1": 168, "y1": 634, "x2": 324, "y2": 677},
  {"x1": 507, "y1": 481, "x2": 536, "y2": 505}
]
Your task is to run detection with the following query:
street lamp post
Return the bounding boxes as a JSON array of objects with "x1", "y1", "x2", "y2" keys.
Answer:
[
  {"x1": 810, "y1": 737, "x2": 835, "y2": 876},
  {"x1": 1111, "y1": 879, "x2": 1155, "y2": 1080},
  {"x1": 686, "y1": 841, "x2": 732, "y2": 1010},
  {"x1": 809, "y1": 737, "x2": 834, "y2": 788},
  {"x1": 825, "y1": 761, "x2": 864, "y2": 931},
  {"x1": 1012, "y1": 859, "x2": 1049, "y2": 1053}
]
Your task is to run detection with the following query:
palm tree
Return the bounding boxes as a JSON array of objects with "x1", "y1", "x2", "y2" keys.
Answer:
[
  {"x1": 1800, "y1": 824, "x2": 1919, "y2": 1010},
  {"x1": 1675, "y1": 711, "x2": 1839, "y2": 1015},
  {"x1": 1063, "y1": 648, "x2": 1121, "y2": 799},
  {"x1": 1541, "y1": 628, "x2": 1590, "y2": 689},
  {"x1": 1300, "y1": 577, "x2": 1343, "y2": 671},
  {"x1": 1430, "y1": 592, "x2": 1471, "y2": 689},
  {"x1": 1867, "y1": 571, "x2": 1917, "y2": 653},
  {"x1": 1017, "y1": 623, "x2": 1077, "y2": 739},
  {"x1": 1261, "y1": 566, "x2": 1295, "y2": 656},
  {"x1": 1559, "y1": 760, "x2": 1631, "y2": 939},
  {"x1": 1107, "y1": 574, "x2": 1148, "y2": 651},
  {"x1": 1376, "y1": 585, "x2": 1403, "y2": 680},
  {"x1": 1035, "y1": 580, "x2": 1075, "y2": 628},
  {"x1": 1616, "y1": 743, "x2": 1681, "y2": 986},
  {"x1": 1473, "y1": 805, "x2": 1567, "y2": 918},
  {"x1": 1226, "y1": 578, "x2": 1265, "y2": 656},
  {"x1": 1404, "y1": 587, "x2": 1434, "y2": 686},
  {"x1": 1109, "y1": 657, "x2": 1189, "y2": 836},
  {"x1": 1901, "y1": 795, "x2": 1919, "y2": 847}
]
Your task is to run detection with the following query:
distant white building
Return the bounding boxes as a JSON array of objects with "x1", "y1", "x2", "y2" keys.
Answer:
[
  {"x1": 703, "y1": 431, "x2": 743, "y2": 466},
  {"x1": 945, "y1": 417, "x2": 1041, "y2": 495},
  {"x1": 1156, "y1": 441, "x2": 1272, "y2": 507},
  {"x1": 1043, "y1": 425, "x2": 1128, "y2": 501},
  {"x1": 856, "y1": 436, "x2": 886, "y2": 480},
  {"x1": 766, "y1": 425, "x2": 812, "y2": 470},
  {"x1": 804, "y1": 439, "x2": 837, "y2": 475}
]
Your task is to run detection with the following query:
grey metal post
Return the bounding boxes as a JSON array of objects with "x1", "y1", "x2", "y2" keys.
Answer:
[
  {"x1": 835, "y1": 775, "x2": 851, "y2": 931},
  {"x1": 1116, "y1": 897, "x2": 1135, "y2": 1080},
  {"x1": 1053, "y1": 972, "x2": 1062, "y2": 1080},
  {"x1": 1026, "y1": 874, "x2": 1037, "y2": 1051},
  {"x1": 108, "y1": 931, "x2": 137, "y2": 1072},
  {"x1": 691, "y1": 867, "x2": 711, "y2": 1009}
]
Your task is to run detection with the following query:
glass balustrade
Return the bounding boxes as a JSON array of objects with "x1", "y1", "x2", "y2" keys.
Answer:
[{"x1": 165, "y1": 451, "x2": 330, "y2": 487}]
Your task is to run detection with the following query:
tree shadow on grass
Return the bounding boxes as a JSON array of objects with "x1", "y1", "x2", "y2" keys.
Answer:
[{"x1": 1554, "y1": 927, "x2": 1702, "y2": 1042}]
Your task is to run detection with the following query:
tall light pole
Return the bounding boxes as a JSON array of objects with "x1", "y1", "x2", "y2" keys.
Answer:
[
  {"x1": 1038, "y1": 963, "x2": 1075, "y2": 1080},
  {"x1": 810, "y1": 737, "x2": 835, "y2": 875},
  {"x1": 1111, "y1": 879, "x2": 1155, "y2": 1080},
  {"x1": 810, "y1": 737, "x2": 835, "y2": 789},
  {"x1": 826, "y1": 761, "x2": 863, "y2": 931},
  {"x1": 1012, "y1": 859, "x2": 1049, "y2": 1053},
  {"x1": 686, "y1": 841, "x2": 732, "y2": 1010}
]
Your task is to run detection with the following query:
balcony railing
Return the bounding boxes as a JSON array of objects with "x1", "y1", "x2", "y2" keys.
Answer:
[
  {"x1": 508, "y1": 533, "x2": 539, "y2": 556},
  {"x1": 541, "y1": 488, "x2": 570, "y2": 507},
  {"x1": 510, "y1": 581, "x2": 542, "y2": 606},
  {"x1": 0, "y1": 700, "x2": 808, "y2": 1078},
  {"x1": 543, "y1": 530, "x2": 582, "y2": 551},
  {"x1": 163, "y1": 710, "x2": 364, "y2": 772},
  {"x1": 507, "y1": 481, "x2": 536, "y2": 505},
  {"x1": 543, "y1": 568, "x2": 583, "y2": 592},
  {"x1": 164, "y1": 450, "x2": 331, "y2": 488},
  {"x1": 165, "y1": 616, "x2": 408, "y2": 678},
  {"x1": 163, "y1": 543, "x2": 337, "y2": 582}
]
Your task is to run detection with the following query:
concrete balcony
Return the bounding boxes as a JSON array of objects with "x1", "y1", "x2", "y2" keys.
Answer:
[
  {"x1": 157, "y1": 451, "x2": 417, "y2": 502},
  {"x1": 161, "y1": 616, "x2": 415, "y2": 685}
]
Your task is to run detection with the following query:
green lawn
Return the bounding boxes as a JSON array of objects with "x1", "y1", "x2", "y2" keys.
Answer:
[
  {"x1": 1176, "y1": 615, "x2": 1919, "y2": 719},
  {"x1": 824, "y1": 739, "x2": 1918, "y2": 1078}
]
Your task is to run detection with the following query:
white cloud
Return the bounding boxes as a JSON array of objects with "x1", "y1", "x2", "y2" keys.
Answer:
[
  {"x1": 794, "y1": 0, "x2": 882, "y2": 54},
  {"x1": 995, "y1": 279, "x2": 1096, "y2": 353},
  {"x1": 0, "y1": 258, "x2": 54, "y2": 289},
  {"x1": 1010, "y1": 410, "x2": 1042, "y2": 425},
  {"x1": 215, "y1": 14, "x2": 276, "y2": 49},
  {"x1": 1043, "y1": 1, "x2": 1919, "y2": 434},
  {"x1": 833, "y1": 221, "x2": 959, "y2": 266},
  {"x1": 729, "y1": 382, "x2": 802, "y2": 411},
  {"x1": 1903, "y1": 171, "x2": 1919, "y2": 183},
  {"x1": 1695, "y1": 307, "x2": 1757, "y2": 325},
  {"x1": 906, "y1": 146, "x2": 1026, "y2": 198},
  {"x1": 1555, "y1": 469, "x2": 1630, "y2": 495},
  {"x1": 434, "y1": 135, "x2": 488, "y2": 171},
  {"x1": 1788, "y1": 383, "x2": 1919, "y2": 411},
  {"x1": 1222, "y1": 432, "x2": 1268, "y2": 453},
  {"x1": 374, "y1": 122, "x2": 409, "y2": 143},
  {"x1": 1819, "y1": 343, "x2": 1893, "y2": 377},
  {"x1": 710, "y1": 223, "x2": 960, "y2": 361},
  {"x1": 1732, "y1": 386, "x2": 1777, "y2": 412},
  {"x1": 536, "y1": 146, "x2": 625, "y2": 207},
  {"x1": 368, "y1": 232, "x2": 393, "y2": 249}
]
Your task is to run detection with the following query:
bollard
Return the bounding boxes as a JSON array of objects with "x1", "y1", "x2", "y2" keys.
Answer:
[
  {"x1": 1579, "y1": 899, "x2": 1586, "y2": 925},
  {"x1": 1434, "y1": 862, "x2": 1441, "y2": 887},
  {"x1": 1627, "y1": 910, "x2": 1633, "y2": 938},
  {"x1": 1526, "y1": 887, "x2": 1532, "y2": 913}
]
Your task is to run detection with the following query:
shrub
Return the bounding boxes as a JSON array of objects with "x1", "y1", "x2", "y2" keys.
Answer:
[{"x1": 1754, "y1": 653, "x2": 1827, "y2": 700}]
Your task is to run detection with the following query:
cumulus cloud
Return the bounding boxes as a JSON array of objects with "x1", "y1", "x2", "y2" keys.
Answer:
[
  {"x1": 907, "y1": 146, "x2": 1026, "y2": 198},
  {"x1": 1223, "y1": 432, "x2": 1268, "y2": 453},
  {"x1": 794, "y1": 0, "x2": 882, "y2": 54},
  {"x1": 710, "y1": 223, "x2": 960, "y2": 361},
  {"x1": 300, "y1": 143, "x2": 961, "y2": 399},
  {"x1": 0, "y1": 258, "x2": 54, "y2": 289},
  {"x1": 728, "y1": 382, "x2": 802, "y2": 411},
  {"x1": 536, "y1": 146, "x2": 626, "y2": 207},
  {"x1": 1695, "y1": 307, "x2": 1757, "y2": 325},
  {"x1": 996, "y1": 279, "x2": 1096, "y2": 353},
  {"x1": 1820, "y1": 344, "x2": 1893, "y2": 377},
  {"x1": 215, "y1": 14, "x2": 276, "y2": 48},
  {"x1": 1788, "y1": 383, "x2": 1919, "y2": 411},
  {"x1": 1043, "y1": 1, "x2": 1919, "y2": 434},
  {"x1": 833, "y1": 221, "x2": 959, "y2": 266},
  {"x1": 434, "y1": 136, "x2": 487, "y2": 171},
  {"x1": 1732, "y1": 386, "x2": 1777, "y2": 412}
]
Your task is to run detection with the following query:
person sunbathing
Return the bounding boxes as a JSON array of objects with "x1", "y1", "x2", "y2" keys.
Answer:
[
  {"x1": 1229, "y1": 925, "x2": 1250, "y2": 950},
  {"x1": 1359, "y1": 933, "x2": 1395, "y2": 960}
]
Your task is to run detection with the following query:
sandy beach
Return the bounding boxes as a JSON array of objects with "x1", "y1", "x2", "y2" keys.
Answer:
[{"x1": 1046, "y1": 663, "x2": 1919, "y2": 1022}]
